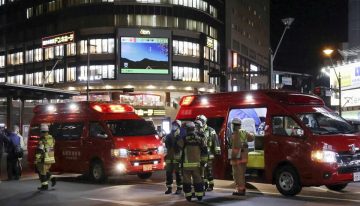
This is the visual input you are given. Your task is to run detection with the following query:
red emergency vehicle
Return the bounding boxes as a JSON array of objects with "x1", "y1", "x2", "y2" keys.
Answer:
[
  {"x1": 27, "y1": 102, "x2": 165, "y2": 182},
  {"x1": 176, "y1": 90, "x2": 360, "y2": 196}
]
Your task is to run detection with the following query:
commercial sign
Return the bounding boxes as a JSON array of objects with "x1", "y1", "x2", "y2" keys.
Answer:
[
  {"x1": 135, "y1": 108, "x2": 166, "y2": 117},
  {"x1": 139, "y1": 29, "x2": 151, "y2": 35},
  {"x1": 42, "y1": 32, "x2": 75, "y2": 48},
  {"x1": 330, "y1": 62, "x2": 360, "y2": 90},
  {"x1": 331, "y1": 88, "x2": 360, "y2": 107},
  {"x1": 206, "y1": 37, "x2": 214, "y2": 48},
  {"x1": 281, "y1": 77, "x2": 292, "y2": 85}
]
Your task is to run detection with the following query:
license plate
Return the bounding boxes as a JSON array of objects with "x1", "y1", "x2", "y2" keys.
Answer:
[
  {"x1": 354, "y1": 172, "x2": 360, "y2": 182},
  {"x1": 143, "y1": 164, "x2": 152, "y2": 171}
]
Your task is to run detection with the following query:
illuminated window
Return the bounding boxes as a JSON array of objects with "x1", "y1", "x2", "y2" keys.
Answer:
[
  {"x1": 26, "y1": 8, "x2": 33, "y2": 19},
  {"x1": 78, "y1": 65, "x2": 115, "y2": 81},
  {"x1": 44, "y1": 47, "x2": 54, "y2": 60},
  {"x1": 174, "y1": 40, "x2": 200, "y2": 58},
  {"x1": 26, "y1": 73, "x2": 34, "y2": 85},
  {"x1": 0, "y1": 77, "x2": 4, "y2": 83},
  {"x1": 79, "y1": 40, "x2": 87, "y2": 55},
  {"x1": 8, "y1": 52, "x2": 23, "y2": 65},
  {"x1": 45, "y1": 70, "x2": 54, "y2": 84},
  {"x1": 35, "y1": 4, "x2": 43, "y2": 16},
  {"x1": 0, "y1": 0, "x2": 5, "y2": 6},
  {"x1": 66, "y1": 43, "x2": 76, "y2": 56},
  {"x1": 34, "y1": 48, "x2": 43, "y2": 62},
  {"x1": 26, "y1": 50, "x2": 34, "y2": 63},
  {"x1": 54, "y1": 68, "x2": 64, "y2": 83},
  {"x1": 67, "y1": 67, "x2": 76, "y2": 82},
  {"x1": 204, "y1": 70, "x2": 209, "y2": 83},
  {"x1": 55, "y1": 45, "x2": 64, "y2": 57},
  {"x1": 34, "y1": 72, "x2": 43, "y2": 85},
  {"x1": 172, "y1": 66, "x2": 200, "y2": 82},
  {"x1": 0, "y1": 55, "x2": 5, "y2": 67}
]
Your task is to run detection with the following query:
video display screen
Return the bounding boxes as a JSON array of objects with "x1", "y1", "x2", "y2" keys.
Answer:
[{"x1": 120, "y1": 37, "x2": 169, "y2": 74}]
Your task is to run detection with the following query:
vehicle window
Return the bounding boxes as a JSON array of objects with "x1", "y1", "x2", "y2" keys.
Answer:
[
  {"x1": 106, "y1": 119, "x2": 156, "y2": 137},
  {"x1": 227, "y1": 108, "x2": 267, "y2": 149},
  {"x1": 297, "y1": 112, "x2": 354, "y2": 135},
  {"x1": 272, "y1": 116, "x2": 301, "y2": 137},
  {"x1": 89, "y1": 122, "x2": 107, "y2": 138},
  {"x1": 51, "y1": 123, "x2": 83, "y2": 140}
]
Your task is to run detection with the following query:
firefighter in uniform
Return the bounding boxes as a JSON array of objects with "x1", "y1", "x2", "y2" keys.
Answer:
[
  {"x1": 163, "y1": 120, "x2": 183, "y2": 195},
  {"x1": 35, "y1": 124, "x2": 56, "y2": 190},
  {"x1": 230, "y1": 118, "x2": 254, "y2": 196},
  {"x1": 178, "y1": 121, "x2": 207, "y2": 202},
  {"x1": 196, "y1": 115, "x2": 221, "y2": 191}
]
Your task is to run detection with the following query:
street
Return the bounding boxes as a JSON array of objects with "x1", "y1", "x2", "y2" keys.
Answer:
[{"x1": 1, "y1": 154, "x2": 360, "y2": 206}]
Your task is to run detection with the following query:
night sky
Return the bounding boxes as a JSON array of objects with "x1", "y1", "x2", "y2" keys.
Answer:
[{"x1": 270, "y1": 0, "x2": 348, "y2": 76}]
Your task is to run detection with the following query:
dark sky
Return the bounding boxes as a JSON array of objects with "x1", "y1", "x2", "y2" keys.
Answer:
[{"x1": 270, "y1": 0, "x2": 348, "y2": 76}]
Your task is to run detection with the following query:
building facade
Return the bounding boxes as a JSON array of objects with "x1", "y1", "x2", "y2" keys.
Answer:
[
  {"x1": 0, "y1": 0, "x2": 225, "y2": 128},
  {"x1": 225, "y1": 0, "x2": 270, "y2": 91}
]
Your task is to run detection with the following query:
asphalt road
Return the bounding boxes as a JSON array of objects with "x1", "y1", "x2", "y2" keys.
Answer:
[{"x1": 1, "y1": 154, "x2": 360, "y2": 206}]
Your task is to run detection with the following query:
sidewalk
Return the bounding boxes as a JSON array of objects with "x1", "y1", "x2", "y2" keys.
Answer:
[{"x1": 0, "y1": 151, "x2": 35, "y2": 182}]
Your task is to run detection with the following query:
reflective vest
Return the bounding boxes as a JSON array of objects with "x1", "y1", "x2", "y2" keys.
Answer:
[
  {"x1": 35, "y1": 134, "x2": 55, "y2": 164},
  {"x1": 181, "y1": 133, "x2": 207, "y2": 168},
  {"x1": 164, "y1": 129, "x2": 181, "y2": 163}
]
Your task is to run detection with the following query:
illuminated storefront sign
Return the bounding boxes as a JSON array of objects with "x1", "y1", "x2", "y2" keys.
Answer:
[
  {"x1": 135, "y1": 108, "x2": 166, "y2": 117},
  {"x1": 139, "y1": 29, "x2": 151, "y2": 35},
  {"x1": 207, "y1": 37, "x2": 214, "y2": 48},
  {"x1": 331, "y1": 88, "x2": 360, "y2": 107},
  {"x1": 330, "y1": 62, "x2": 360, "y2": 90},
  {"x1": 42, "y1": 32, "x2": 75, "y2": 48}
]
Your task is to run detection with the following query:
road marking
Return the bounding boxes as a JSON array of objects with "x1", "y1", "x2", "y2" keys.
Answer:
[
  {"x1": 83, "y1": 197, "x2": 148, "y2": 206},
  {"x1": 310, "y1": 186, "x2": 343, "y2": 194}
]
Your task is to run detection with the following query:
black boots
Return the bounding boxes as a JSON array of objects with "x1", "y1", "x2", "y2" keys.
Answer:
[
  {"x1": 165, "y1": 187, "x2": 172, "y2": 194},
  {"x1": 37, "y1": 184, "x2": 48, "y2": 191},
  {"x1": 51, "y1": 177, "x2": 57, "y2": 187},
  {"x1": 232, "y1": 190, "x2": 246, "y2": 196},
  {"x1": 175, "y1": 187, "x2": 182, "y2": 194}
]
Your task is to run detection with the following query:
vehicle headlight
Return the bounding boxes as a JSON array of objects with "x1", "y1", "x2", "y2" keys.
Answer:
[
  {"x1": 311, "y1": 150, "x2": 337, "y2": 163},
  {"x1": 111, "y1": 148, "x2": 128, "y2": 158},
  {"x1": 157, "y1": 145, "x2": 165, "y2": 154}
]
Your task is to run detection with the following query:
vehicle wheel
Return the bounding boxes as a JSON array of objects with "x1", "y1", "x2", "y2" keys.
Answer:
[
  {"x1": 325, "y1": 183, "x2": 348, "y2": 191},
  {"x1": 90, "y1": 161, "x2": 107, "y2": 183},
  {"x1": 137, "y1": 172, "x2": 152, "y2": 179},
  {"x1": 275, "y1": 165, "x2": 302, "y2": 196}
]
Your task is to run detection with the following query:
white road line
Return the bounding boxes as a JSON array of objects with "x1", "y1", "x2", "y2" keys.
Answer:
[
  {"x1": 83, "y1": 197, "x2": 148, "y2": 206},
  {"x1": 310, "y1": 186, "x2": 343, "y2": 194}
]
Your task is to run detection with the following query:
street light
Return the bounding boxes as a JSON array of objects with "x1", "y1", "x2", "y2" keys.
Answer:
[
  {"x1": 87, "y1": 38, "x2": 97, "y2": 101},
  {"x1": 322, "y1": 48, "x2": 342, "y2": 116},
  {"x1": 43, "y1": 57, "x2": 62, "y2": 87},
  {"x1": 270, "y1": 17, "x2": 295, "y2": 89}
]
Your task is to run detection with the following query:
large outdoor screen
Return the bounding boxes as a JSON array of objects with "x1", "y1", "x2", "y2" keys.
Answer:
[{"x1": 120, "y1": 37, "x2": 169, "y2": 74}]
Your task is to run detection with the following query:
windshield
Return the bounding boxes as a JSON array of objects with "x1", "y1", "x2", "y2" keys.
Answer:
[
  {"x1": 297, "y1": 112, "x2": 355, "y2": 135},
  {"x1": 106, "y1": 119, "x2": 156, "y2": 137}
]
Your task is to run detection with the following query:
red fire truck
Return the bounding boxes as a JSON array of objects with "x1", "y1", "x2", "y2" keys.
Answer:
[
  {"x1": 176, "y1": 90, "x2": 360, "y2": 196},
  {"x1": 27, "y1": 102, "x2": 165, "y2": 182}
]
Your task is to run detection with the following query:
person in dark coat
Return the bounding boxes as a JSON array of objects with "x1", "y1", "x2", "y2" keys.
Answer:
[
  {"x1": 0, "y1": 126, "x2": 7, "y2": 180},
  {"x1": 5, "y1": 129, "x2": 22, "y2": 180}
]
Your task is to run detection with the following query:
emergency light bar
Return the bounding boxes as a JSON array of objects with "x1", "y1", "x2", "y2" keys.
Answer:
[
  {"x1": 91, "y1": 103, "x2": 135, "y2": 113},
  {"x1": 180, "y1": 96, "x2": 195, "y2": 106}
]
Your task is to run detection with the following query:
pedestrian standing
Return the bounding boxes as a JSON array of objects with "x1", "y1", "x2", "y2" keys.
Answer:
[
  {"x1": 196, "y1": 115, "x2": 221, "y2": 191},
  {"x1": 35, "y1": 124, "x2": 56, "y2": 190},
  {"x1": 13, "y1": 125, "x2": 25, "y2": 177},
  {"x1": 163, "y1": 120, "x2": 183, "y2": 195},
  {"x1": 230, "y1": 118, "x2": 254, "y2": 196},
  {"x1": 5, "y1": 128, "x2": 22, "y2": 180},
  {"x1": 0, "y1": 126, "x2": 7, "y2": 180},
  {"x1": 178, "y1": 122, "x2": 207, "y2": 202}
]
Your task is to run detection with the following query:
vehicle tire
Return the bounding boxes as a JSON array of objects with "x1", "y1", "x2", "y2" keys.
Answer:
[
  {"x1": 137, "y1": 172, "x2": 152, "y2": 179},
  {"x1": 325, "y1": 183, "x2": 348, "y2": 191},
  {"x1": 90, "y1": 160, "x2": 107, "y2": 183},
  {"x1": 275, "y1": 165, "x2": 302, "y2": 196}
]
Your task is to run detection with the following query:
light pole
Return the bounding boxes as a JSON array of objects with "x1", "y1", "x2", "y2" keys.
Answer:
[
  {"x1": 322, "y1": 48, "x2": 342, "y2": 116},
  {"x1": 87, "y1": 39, "x2": 97, "y2": 101},
  {"x1": 270, "y1": 17, "x2": 295, "y2": 89},
  {"x1": 43, "y1": 57, "x2": 62, "y2": 87}
]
